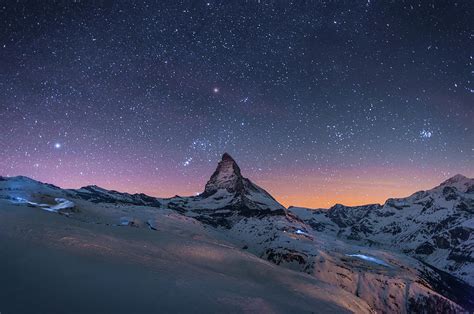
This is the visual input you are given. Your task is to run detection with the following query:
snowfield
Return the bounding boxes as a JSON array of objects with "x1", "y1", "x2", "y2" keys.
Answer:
[{"x1": 0, "y1": 195, "x2": 370, "y2": 313}]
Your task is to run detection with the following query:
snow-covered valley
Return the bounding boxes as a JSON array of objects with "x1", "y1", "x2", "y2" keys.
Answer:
[{"x1": 0, "y1": 154, "x2": 472, "y2": 313}]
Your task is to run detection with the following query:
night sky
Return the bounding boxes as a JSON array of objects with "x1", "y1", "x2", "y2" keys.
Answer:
[{"x1": 1, "y1": 1, "x2": 472, "y2": 208}]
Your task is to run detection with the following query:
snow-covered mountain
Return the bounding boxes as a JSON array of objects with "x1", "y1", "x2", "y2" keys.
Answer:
[
  {"x1": 289, "y1": 174, "x2": 474, "y2": 287},
  {"x1": 161, "y1": 153, "x2": 286, "y2": 227},
  {"x1": 0, "y1": 155, "x2": 473, "y2": 313}
]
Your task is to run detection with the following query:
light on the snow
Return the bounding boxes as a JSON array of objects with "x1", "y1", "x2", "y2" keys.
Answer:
[
  {"x1": 10, "y1": 196, "x2": 28, "y2": 204},
  {"x1": 347, "y1": 254, "x2": 391, "y2": 267}
]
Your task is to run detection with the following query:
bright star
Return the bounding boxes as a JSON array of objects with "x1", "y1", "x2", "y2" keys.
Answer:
[
  {"x1": 54, "y1": 143, "x2": 61, "y2": 149},
  {"x1": 213, "y1": 87, "x2": 219, "y2": 93}
]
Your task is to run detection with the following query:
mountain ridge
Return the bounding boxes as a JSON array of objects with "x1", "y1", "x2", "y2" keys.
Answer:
[
  {"x1": 2, "y1": 168, "x2": 472, "y2": 211},
  {"x1": 1, "y1": 155, "x2": 473, "y2": 312}
]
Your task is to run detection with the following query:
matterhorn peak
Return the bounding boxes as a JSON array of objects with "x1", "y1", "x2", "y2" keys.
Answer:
[
  {"x1": 198, "y1": 153, "x2": 286, "y2": 215},
  {"x1": 203, "y1": 153, "x2": 244, "y2": 195},
  {"x1": 221, "y1": 152, "x2": 235, "y2": 162}
]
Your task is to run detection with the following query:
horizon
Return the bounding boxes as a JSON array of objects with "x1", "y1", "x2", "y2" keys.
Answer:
[{"x1": 3, "y1": 155, "x2": 472, "y2": 209}]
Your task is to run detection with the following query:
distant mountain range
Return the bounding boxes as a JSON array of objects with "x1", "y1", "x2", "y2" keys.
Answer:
[
  {"x1": 290, "y1": 173, "x2": 474, "y2": 286},
  {"x1": 0, "y1": 154, "x2": 472, "y2": 313}
]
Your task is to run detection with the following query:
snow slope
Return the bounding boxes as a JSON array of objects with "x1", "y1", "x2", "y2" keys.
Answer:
[{"x1": 0, "y1": 186, "x2": 370, "y2": 313}]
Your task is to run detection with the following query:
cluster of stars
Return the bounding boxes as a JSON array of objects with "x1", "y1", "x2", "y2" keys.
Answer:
[{"x1": 419, "y1": 130, "x2": 433, "y2": 139}]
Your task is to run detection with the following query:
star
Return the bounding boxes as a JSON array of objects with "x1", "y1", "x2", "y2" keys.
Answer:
[
  {"x1": 54, "y1": 143, "x2": 62, "y2": 149},
  {"x1": 213, "y1": 87, "x2": 219, "y2": 93}
]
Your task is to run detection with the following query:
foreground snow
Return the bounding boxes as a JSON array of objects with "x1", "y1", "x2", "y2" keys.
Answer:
[{"x1": 0, "y1": 201, "x2": 370, "y2": 313}]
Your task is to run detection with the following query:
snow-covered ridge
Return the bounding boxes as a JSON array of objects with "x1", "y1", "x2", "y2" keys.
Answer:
[{"x1": 289, "y1": 174, "x2": 474, "y2": 287}]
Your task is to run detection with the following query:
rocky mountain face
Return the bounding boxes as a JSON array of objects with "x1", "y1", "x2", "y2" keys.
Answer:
[
  {"x1": 203, "y1": 152, "x2": 245, "y2": 195},
  {"x1": 1, "y1": 155, "x2": 473, "y2": 313}
]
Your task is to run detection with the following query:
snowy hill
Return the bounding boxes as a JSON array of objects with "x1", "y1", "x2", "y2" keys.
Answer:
[
  {"x1": 0, "y1": 195, "x2": 371, "y2": 313},
  {"x1": 0, "y1": 157, "x2": 473, "y2": 313}
]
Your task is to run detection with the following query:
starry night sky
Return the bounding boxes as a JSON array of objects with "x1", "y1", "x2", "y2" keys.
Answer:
[{"x1": 1, "y1": 1, "x2": 472, "y2": 208}]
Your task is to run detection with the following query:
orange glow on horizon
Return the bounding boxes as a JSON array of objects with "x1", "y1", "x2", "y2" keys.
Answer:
[
  {"x1": 16, "y1": 161, "x2": 473, "y2": 210},
  {"x1": 253, "y1": 167, "x2": 472, "y2": 209}
]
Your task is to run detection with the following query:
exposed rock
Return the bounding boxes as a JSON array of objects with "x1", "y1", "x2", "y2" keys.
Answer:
[
  {"x1": 449, "y1": 227, "x2": 471, "y2": 242},
  {"x1": 433, "y1": 235, "x2": 451, "y2": 249},
  {"x1": 443, "y1": 186, "x2": 458, "y2": 201}
]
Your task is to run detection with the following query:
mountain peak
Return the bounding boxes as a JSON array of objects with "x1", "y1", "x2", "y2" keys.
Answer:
[
  {"x1": 196, "y1": 153, "x2": 286, "y2": 216},
  {"x1": 221, "y1": 152, "x2": 235, "y2": 162},
  {"x1": 440, "y1": 174, "x2": 469, "y2": 186},
  {"x1": 448, "y1": 174, "x2": 467, "y2": 181},
  {"x1": 204, "y1": 153, "x2": 243, "y2": 195}
]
